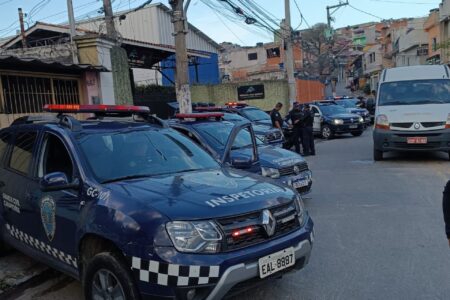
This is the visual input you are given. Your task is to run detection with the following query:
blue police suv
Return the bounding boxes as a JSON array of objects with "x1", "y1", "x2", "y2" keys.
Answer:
[
  {"x1": 0, "y1": 105, "x2": 313, "y2": 300},
  {"x1": 169, "y1": 112, "x2": 313, "y2": 195}
]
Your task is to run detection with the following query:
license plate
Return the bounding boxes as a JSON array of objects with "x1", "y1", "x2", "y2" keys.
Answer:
[
  {"x1": 259, "y1": 247, "x2": 295, "y2": 279},
  {"x1": 293, "y1": 179, "x2": 309, "y2": 188},
  {"x1": 407, "y1": 137, "x2": 427, "y2": 144},
  {"x1": 349, "y1": 125, "x2": 358, "y2": 129}
]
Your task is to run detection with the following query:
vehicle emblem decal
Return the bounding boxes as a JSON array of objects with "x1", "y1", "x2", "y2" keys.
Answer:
[
  {"x1": 40, "y1": 196, "x2": 56, "y2": 241},
  {"x1": 414, "y1": 123, "x2": 420, "y2": 130},
  {"x1": 350, "y1": 118, "x2": 354, "y2": 123},
  {"x1": 293, "y1": 165, "x2": 300, "y2": 175},
  {"x1": 261, "y1": 209, "x2": 276, "y2": 237}
]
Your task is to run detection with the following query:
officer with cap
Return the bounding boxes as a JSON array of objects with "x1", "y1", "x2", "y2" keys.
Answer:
[
  {"x1": 301, "y1": 104, "x2": 315, "y2": 156},
  {"x1": 288, "y1": 102, "x2": 303, "y2": 154}
]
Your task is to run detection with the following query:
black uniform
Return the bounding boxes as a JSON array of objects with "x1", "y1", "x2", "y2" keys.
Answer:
[
  {"x1": 289, "y1": 107, "x2": 303, "y2": 154},
  {"x1": 270, "y1": 109, "x2": 283, "y2": 129},
  {"x1": 301, "y1": 108, "x2": 315, "y2": 156},
  {"x1": 443, "y1": 180, "x2": 450, "y2": 239}
]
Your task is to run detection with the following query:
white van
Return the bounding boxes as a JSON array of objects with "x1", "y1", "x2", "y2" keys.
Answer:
[{"x1": 373, "y1": 65, "x2": 450, "y2": 161}]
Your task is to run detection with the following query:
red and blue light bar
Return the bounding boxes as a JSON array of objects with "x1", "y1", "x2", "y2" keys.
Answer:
[
  {"x1": 43, "y1": 104, "x2": 150, "y2": 114},
  {"x1": 225, "y1": 102, "x2": 248, "y2": 107}
]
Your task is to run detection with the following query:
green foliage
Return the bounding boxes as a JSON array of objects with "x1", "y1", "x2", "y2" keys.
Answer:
[{"x1": 134, "y1": 84, "x2": 175, "y2": 95}]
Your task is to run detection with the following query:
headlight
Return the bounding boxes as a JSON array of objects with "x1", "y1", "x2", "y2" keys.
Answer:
[
  {"x1": 256, "y1": 134, "x2": 266, "y2": 142},
  {"x1": 166, "y1": 221, "x2": 222, "y2": 253},
  {"x1": 294, "y1": 196, "x2": 306, "y2": 226},
  {"x1": 375, "y1": 114, "x2": 390, "y2": 130},
  {"x1": 358, "y1": 116, "x2": 364, "y2": 123},
  {"x1": 332, "y1": 119, "x2": 344, "y2": 125},
  {"x1": 446, "y1": 113, "x2": 450, "y2": 128},
  {"x1": 261, "y1": 167, "x2": 280, "y2": 179}
]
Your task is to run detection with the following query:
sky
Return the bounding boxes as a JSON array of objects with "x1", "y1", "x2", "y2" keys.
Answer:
[{"x1": 0, "y1": 0, "x2": 442, "y2": 46}]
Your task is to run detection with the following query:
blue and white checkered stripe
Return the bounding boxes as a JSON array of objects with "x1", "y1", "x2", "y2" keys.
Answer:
[
  {"x1": 6, "y1": 224, "x2": 78, "y2": 269},
  {"x1": 131, "y1": 257, "x2": 220, "y2": 287}
]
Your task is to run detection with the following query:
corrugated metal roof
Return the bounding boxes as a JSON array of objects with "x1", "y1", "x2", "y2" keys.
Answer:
[{"x1": 0, "y1": 55, "x2": 107, "y2": 73}]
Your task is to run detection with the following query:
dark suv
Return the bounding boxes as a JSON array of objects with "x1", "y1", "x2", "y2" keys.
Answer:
[{"x1": 0, "y1": 104, "x2": 313, "y2": 300}]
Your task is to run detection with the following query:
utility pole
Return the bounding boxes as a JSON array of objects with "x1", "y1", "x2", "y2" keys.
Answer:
[
  {"x1": 284, "y1": 0, "x2": 297, "y2": 108},
  {"x1": 103, "y1": 0, "x2": 117, "y2": 40},
  {"x1": 326, "y1": 0, "x2": 348, "y2": 32},
  {"x1": 66, "y1": 0, "x2": 79, "y2": 63},
  {"x1": 170, "y1": 0, "x2": 192, "y2": 114},
  {"x1": 326, "y1": 0, "x2": 348, "y2": 97},
  {"x1": 18, "y1": 8, "x2": 26, "y2": 49}
]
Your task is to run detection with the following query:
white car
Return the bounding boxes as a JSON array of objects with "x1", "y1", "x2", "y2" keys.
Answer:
[{"x1": 373, "y1": 65, "x2": 450, "y2": 161}]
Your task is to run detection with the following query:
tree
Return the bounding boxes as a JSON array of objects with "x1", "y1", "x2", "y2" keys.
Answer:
[{"x1": 300, "y1": 23, "x2": 331, "y2": 77}]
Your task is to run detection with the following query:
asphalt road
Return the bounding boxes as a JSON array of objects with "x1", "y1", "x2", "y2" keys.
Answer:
[{"x1": 4, "y1": 128, "x2": 450, "y2": 300}]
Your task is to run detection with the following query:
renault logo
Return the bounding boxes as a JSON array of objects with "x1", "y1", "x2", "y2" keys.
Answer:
[
  {"x1": 293, "y1": 165, "x2": 300, "y2": 175},
  {"x1": 350, "y1": 118, "x2": 354, "y2": 123},
  {"x1": 414, "y1": 123, "x2": 420, "y2": 130},
  {"x1": 261, "y1": 209, "x2": 276, "y2": 237}
]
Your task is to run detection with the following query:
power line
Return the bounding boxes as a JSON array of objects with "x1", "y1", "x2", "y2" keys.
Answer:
[
  {"x1": 211, "y1": 8, "x2": 245, "y2": 44},
  {"x1": 348, "y1": 3, "x2": 384, "y2": 20},
  {"x1": 370, "y1": 0, "x2": 440, "y2": 4},
  {"x1": 293, "y1": 0, "x2": 310, "y2": 29}
]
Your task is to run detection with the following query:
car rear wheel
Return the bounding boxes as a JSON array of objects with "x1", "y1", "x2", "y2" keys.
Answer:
[
  {"x1": 83, "y1": 252, "x2": 140, "y2": 300},
  {"x1": 374, "y1": 149, "x2": 383, "y2": 161},
  {"x1": 321, "y1": 125, "x2": 334, "y2": 140},
  {"x1": 351, "y1": 131, "x2": 363, "y2": 137}
]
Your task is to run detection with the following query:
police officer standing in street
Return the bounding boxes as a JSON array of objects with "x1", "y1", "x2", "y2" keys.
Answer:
[
  {"x1": 301, "y1": 104, "x2": 315, "y2": 156},
  {"x1": 442, "y1": 180, "x2": 450, "y2": 247},
  {"x1": 289, "y1": 103, "x2": 303, "y2": 154},
  {"x1": 270, "y1": 102, "x2": 284, "y2": 129}
]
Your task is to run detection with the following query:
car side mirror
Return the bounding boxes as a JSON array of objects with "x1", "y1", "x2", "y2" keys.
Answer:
[
  {"x1": 40, "y1": 172, "x2": 80, "y2": 192},
  {"x1": 230, "y1": 152, "x2": 253, "y2": 169}
]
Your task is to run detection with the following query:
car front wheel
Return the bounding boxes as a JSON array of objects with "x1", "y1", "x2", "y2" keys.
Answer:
[
  {"x1": 321, "y1": 125, "x2": 334, "y2": 140},
  {"x1": 83, "y1": 252, "x2": 140, "y2": 300}
]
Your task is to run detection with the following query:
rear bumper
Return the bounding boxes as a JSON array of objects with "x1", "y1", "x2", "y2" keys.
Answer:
[{"x1": 373, "y1": 128, "x2": 450, "y2": 151}]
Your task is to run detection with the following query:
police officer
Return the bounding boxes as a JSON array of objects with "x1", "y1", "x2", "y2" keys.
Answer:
[
  {"x1": 301, "y1": 104, "x2": 315, "y2": 156},
  {"x1": 270, "y1": 102, "x2": 284, "y2": 129},
  {"x1": 443, "y1": 180, "x2": 450, "y2": 247},
  {"x1": 289, "y1": 103, "x2": 303, "y2": 154}
]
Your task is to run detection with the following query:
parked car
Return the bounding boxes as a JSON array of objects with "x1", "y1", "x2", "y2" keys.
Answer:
[
  {"x1": 309, "y1": 102, "x2": 365, "y2": 139},
  {"x1": 195, "y1": 104, "x2": 285, "y2": 147},
  {"x1": 169, "y1": 112, "x2": 313, "y2": 195},
  {"x1": 334, "y1": 99, "x2": 371, "y2": 126},
  {"x1": 0, "y1": 104, "x2": 314, "y2": 300},
  {"x1": 374, "y1": 65, "x2": 450, "y2": 161}
]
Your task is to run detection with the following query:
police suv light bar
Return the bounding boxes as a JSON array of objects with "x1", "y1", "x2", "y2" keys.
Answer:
[
  {"x1": 194, "y1": 106, "x2": 225, "y2": 112},
  {"x1": 175, "y1": 113, "x2": 224, "y2": 119},
  {"x1": 225, "y1": 102, "x2": 248, "y2": 107},
  {"x1": 43, "y1": 104, "x2": 150, "y2": 114}
]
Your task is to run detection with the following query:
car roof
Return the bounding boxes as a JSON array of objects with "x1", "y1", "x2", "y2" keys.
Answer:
[{"x1": 381, "y1": 65, "x2": 450, "y2": 83}]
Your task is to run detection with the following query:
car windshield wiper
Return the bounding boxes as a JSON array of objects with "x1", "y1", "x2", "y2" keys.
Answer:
[{"x1": 102, "y1": 174, "x2": 153, "y2": 184}]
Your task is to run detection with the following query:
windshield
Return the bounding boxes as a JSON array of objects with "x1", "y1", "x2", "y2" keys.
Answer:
[
  {"x1": 319, "y1": 105, "x2": 348, "y2": 116},
  {"x1": 222, "y1": 113, "x2": 247, "y2": 122},
  {"x1": 379, "y1": 79, "x2": 450, "y2": 106},
  {"x1": 241, "y1": 108, "x2": 271, "y2": 122},
  {"x1": 78, "y1": 129, "x2": 219, "y2": 183},
  {"x1": 336, "y1": 100, "x2": 357, "y2": 108},
  {"x1": 194, "y1": 122, "x2": 261, "y2": 151}
]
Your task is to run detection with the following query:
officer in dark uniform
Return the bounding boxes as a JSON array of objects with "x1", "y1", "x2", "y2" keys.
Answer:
[
  {"x1": 443, "y1": 180, "x2": 450, "y2": 247},
  {"x1": 270, "y1": 102, "x2": 284, "y2": 129},
  {"x1": 289, "y1": 103, "x2": 303, "y2": 154},
  {"x1": 301, "y1": 104, "x2": 315, "y2": 156}
]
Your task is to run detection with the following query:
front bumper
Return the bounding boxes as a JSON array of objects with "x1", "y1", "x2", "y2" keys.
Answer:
[
  {"x1": 206, "y1": 237, "x2": 313, "y2": 300},
  {"x1": 373, "y1": 128, "x2": 450, "y2": 152},
  {"x1": 131, "y1": 217, "x2": 313, "y2": 299},
  {"x1": 331, "y1": 123, "x2": 364, "y2": 134},
  {"x1": 277, "y1": 170, "x2": 313, "y2": 195}
]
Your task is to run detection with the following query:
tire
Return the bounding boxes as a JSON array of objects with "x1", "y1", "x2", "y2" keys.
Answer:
[
  {"x1": 321, "y1": 125, "x2": 334, "y2": 140},
  {"x1": 83, "y1": 252, "x2": 141, "y2": 300},
  {"x1": 351, "y1": 131, "x2": 363, "y2": 137},
  {"x1": 374, "y1": 149, "x2": 383, "y2": 161}
]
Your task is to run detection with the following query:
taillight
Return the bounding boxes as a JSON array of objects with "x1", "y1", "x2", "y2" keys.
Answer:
[
  {"x1": 446, "y1": 114, "x2": 450, "y2": 129},
  {"x1": 375, "y1": 114, "x2": 390, "y2": 130}
]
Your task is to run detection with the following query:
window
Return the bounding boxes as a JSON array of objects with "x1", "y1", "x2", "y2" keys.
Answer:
[
  {"x1": 311, "y1": 107, "x2": 319, "y2": 115},
  {"x1": 0, "y1": 131, "x2": 10, "y2": 163},
  {"x1": 10, "y1": 132, "x2": 37, "y2": 174},
  {"x1": 432, "y1": 38, "x2": 437, "y2": 52},
  {"x1": 248, "y1": 53, "x2": 258, "y2": 61},
  {"x1": 38, "y1": 133, "x2": 73, "y2": 181},
  {"x1": 266, "y1": 48, "x2": 280, "y2": 58},
  {"x1": 1, "y1": 75, "x2": 80, "y2": 114}
]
